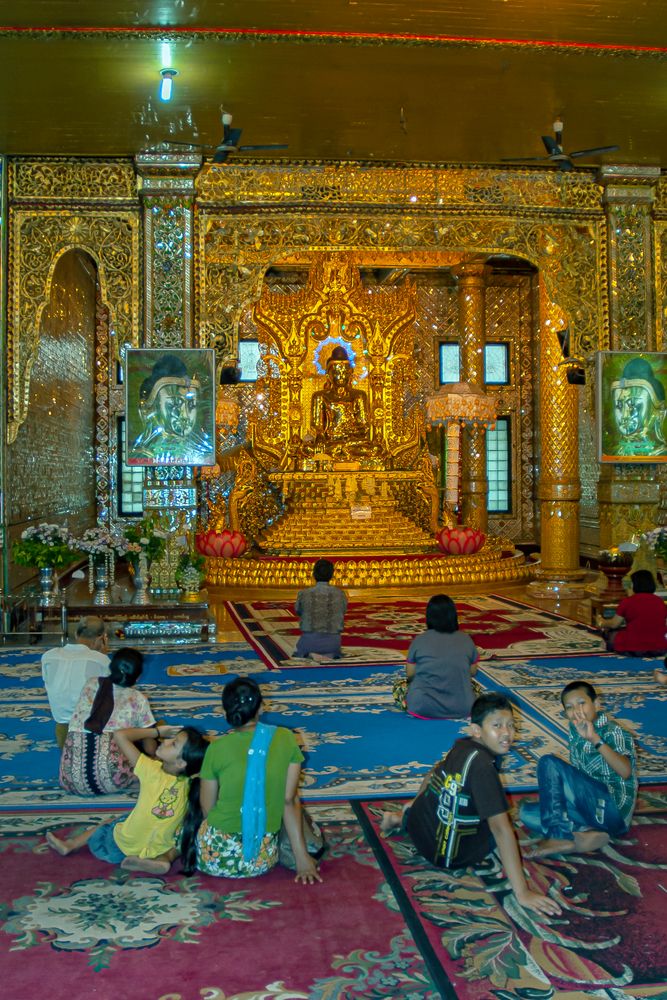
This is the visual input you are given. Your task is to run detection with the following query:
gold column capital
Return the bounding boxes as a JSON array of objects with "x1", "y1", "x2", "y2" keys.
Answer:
[
  {"x1": 450, "y1": 259, "x2": 492, "y2": 286},
  {"x1": 598, "y1": 165, "x2": 660, "y2": 205}
]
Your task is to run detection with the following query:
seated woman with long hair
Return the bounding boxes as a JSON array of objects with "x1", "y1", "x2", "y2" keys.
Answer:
[
  {"x1": 59, "y1": 647, "x2": 156, "y2": 796},
  {"x1": 196, "y1": 677, "x2": 322, "y2": 884}
]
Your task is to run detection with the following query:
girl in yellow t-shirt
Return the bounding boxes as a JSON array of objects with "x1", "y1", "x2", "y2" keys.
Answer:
[{"x1": 46, "y1": 723, "x2": 208, "y2": 875}]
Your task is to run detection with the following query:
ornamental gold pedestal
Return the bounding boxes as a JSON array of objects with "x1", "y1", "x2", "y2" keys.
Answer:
[{"x1": 205, "y1": 542, "x2": 533, "y2": 590}]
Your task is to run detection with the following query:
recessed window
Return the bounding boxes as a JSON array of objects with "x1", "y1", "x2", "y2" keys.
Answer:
[
  {"x1": 238, "y1": 340, "x2": 261, "y2": 382},
  {"x1": 117, "y1": 417, "x2": 144, "y2": 516},
  {"x1": 484, "y1": 343, "x2": 510, "y2": 385},
  {"x1": 439, "y1": 343, "x2": 461, "y2": 383},
  {"x1": 486, "y1": 416, "x2": 511, "y2": 513},
  {"x1": 439, "y1": 342, "x2": 510, "y2": 385}
]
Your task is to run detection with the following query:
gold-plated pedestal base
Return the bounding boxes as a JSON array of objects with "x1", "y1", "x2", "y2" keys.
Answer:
[
  {"x1": 527, "y1": 576, "x2": 587, "y2": 600},
  {"x1": 205, "y1": 541, "x2": 532, "y2": 590}
]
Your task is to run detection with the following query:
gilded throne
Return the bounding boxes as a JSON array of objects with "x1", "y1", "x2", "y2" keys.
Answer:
[{"x1": 218, "y1": 254, "x2": 442, "y2": 556}]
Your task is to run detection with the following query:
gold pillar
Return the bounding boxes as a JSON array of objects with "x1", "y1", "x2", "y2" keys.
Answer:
[
  {"x1": 597, "y1": 166, "x2": 662, "y2": 548},
  {"x1": 452, "y1": 261, "x2": 489, "y2": 531},
  {"x1": 533, "y1": 291, "x2": 583, "y2": 591}
]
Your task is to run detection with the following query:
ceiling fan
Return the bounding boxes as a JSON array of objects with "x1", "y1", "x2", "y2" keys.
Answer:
[
  {"x1": 501, "y1": 120, "x2": 619, "y2": 170},
  {"x1": 162, "y1": 108, "x2": 288, "y2": 164}
]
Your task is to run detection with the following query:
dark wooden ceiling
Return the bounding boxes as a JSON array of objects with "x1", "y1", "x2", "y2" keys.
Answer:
[{"x1": 1, "y1": 1, "x2": 666, "y2": 168}]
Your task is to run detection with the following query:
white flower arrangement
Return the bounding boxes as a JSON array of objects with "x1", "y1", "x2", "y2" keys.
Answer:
[
  {"x1": 76, "y1": 526, "x2": 128, "y2": 594},
  {"x1": 643, "y1": 527, "x2": 667, "y2": 561},
  {"x1": 12, "y1": 523, "x2": 78, "y2": 569}
]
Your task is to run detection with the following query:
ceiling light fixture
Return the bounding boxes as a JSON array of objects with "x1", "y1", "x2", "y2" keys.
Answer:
[{"x1": 159, "y1": 68, "x2": 177, "y2": 102}]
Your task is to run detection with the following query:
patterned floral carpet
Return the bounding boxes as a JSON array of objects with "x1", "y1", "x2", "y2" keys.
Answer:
[
  {"x1": 227, "y1": 595, "x2": 604, "y2": 669},
  {"x1": 2, "y1": 609, "x2": 667, "y2": 998},
  {"x1": 0, "y1": 801, "x2": 440, "y2": 1000},
  {"x1": 355, "y1": 787, "x2": 667, "y2": 1000}
]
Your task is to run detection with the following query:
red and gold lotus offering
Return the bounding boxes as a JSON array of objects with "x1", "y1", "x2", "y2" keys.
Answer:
[
  {"x1": 436, "y1": 526, "x2": 486, "y2": 556},
  {"x1": 196, "y1": 529, "x2": 248, "y2": 559}
]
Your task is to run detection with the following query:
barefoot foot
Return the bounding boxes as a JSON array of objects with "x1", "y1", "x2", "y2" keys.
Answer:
[
  {"x1": 654, "y1": 668, "x2": 667, "y2": 686},
  {"x1": 525, "y1": 837, "x2": 577, "y2": 858},
  {"x1": 120, "y1": 855, "x2": 171, "y2": 875},
  {"x1": 379, "y1": 811, "x2": 403, "y2": 837},
  {"x1": 573, "y1": 830, "x2": 610, "y2": 854},
  {"x1": 46, "y1": 831, "x2": 71, "y2": 856}
]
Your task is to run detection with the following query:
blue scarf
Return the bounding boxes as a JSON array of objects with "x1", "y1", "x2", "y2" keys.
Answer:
[{"x1": 241, "y1": 722, "x2": 277, "y2": 861}]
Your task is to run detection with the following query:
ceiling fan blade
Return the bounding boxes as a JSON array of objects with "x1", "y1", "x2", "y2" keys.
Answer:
[
  {"x1": 223, "y1": 125, "x2": 243, "y2": 147},
  {"x1": 500, "y1": 155, "x2": 550, "y2": 162},
  {"x1": 541, "y1": 135, "x2": 560, "y2": 155},
  {"x1": 155, "y1": 139, "x2": 212, "y2": 150},
  {"x1": 568, "y1": 144, "x2": 619, "y2": 158},
  {"x1": 212, "y1": 147, "x2": 232, "y2": 164},
  {"x1": 237, "y1": 143, "x2": 289, "y2": 152}
]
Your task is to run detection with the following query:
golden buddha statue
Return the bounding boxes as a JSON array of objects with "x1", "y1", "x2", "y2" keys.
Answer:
[{"x1": 305, "y1": 346, "x2": 384, "y2": 463}]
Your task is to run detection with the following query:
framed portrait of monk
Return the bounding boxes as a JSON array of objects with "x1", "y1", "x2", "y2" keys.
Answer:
[
  {"x1": 597, "y1": 351, "x2": 667, "y2": 463},
  {"x1": 125, "y1": 348, "x2": 216, "y2": 466}
]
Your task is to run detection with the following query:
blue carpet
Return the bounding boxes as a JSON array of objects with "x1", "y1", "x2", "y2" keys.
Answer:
[
  {"x1": 478, "y1": 653, "x2": 667, "y2": 783},
  {"x1": 0, "y1": 642, "x2": 562, "y2": 808},
  {"x1": 2, "y1": 644, "x2": 663, "y2": 810}
]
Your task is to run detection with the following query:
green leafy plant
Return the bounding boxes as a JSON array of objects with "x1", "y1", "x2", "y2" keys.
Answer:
[
  {"x1": 176, "y1": 551, "x2": 206, "y2": 580},
  {"x1": 123, "y1": 516, "x2": 168, "y2": 567}
]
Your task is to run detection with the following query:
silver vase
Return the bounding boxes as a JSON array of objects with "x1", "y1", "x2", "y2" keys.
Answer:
[
  {"x1": 93, "y1": 561, "x2": 112, "y2": 605},
  {"x1": 131, "y1": 560, "x2": 152, "y2": 605},
  {"x1": 38, "y1": 566, "x2": 57, "y2": 607}
]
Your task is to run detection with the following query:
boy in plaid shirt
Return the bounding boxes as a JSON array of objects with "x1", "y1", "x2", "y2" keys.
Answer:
[{"x1": 521, "y1": 680, "x2": 637, "y2": 857}]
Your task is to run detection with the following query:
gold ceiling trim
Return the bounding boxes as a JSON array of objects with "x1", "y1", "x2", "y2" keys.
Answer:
[
  {"x1": 197, "y1": 163, "x2": 603, "y2": 213},
  {"x1": 1, "y1": 27, "x2": 665, "y2": 60}
]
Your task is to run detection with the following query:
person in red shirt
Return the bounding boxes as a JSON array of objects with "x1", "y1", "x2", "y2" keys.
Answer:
[{"x1": 601, "y1": 569, "x2": 667, "y2": 656}]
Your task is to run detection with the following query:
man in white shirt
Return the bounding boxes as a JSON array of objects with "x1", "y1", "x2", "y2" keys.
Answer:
[{"x1": 41, "y1": 616, "x2": 110, "y2": 747}]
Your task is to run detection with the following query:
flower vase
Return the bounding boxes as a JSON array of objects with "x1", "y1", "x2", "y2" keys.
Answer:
[
  {"x1": 92, "y1": 559, "x2": 112, "y2": 606},
  {"x1": 38, "y1": 566, "x2": 58, "y2": 607},
  {"x1": 131, "y1": 553, "x2": 152, "y2": 605}
]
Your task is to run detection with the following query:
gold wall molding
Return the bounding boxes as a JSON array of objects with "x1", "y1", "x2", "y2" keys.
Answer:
[
  {"x1": 197, "y1": 205, "x2": 607, "y2": 364},
  {"x1": 7, "y1": 206, "x2": 141, "y2": 442},
  {"x1": 8, "y1": 157, "x2": 136, "y2": 202}
]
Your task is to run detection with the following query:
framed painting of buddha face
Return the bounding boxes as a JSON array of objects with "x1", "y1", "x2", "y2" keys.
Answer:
[
  {"x1": 125, "y1": 348, "x2": 216, "y2": 466},
  {"x1": 597, "y1": 351, "x2": 667, "y2": 463}
]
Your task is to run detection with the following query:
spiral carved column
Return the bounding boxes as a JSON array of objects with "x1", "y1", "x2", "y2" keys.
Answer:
[
  {"x1": 533, "y1": 289, "x2": 583, "y2": 592},
  {"x1": 452, "y1": 261, "x2": 490, "y2": 532}
]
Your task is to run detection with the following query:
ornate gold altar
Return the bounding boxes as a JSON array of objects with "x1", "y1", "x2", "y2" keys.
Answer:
[{"x1": 205, "y1": 253, "x2": 530, "y2": 588}]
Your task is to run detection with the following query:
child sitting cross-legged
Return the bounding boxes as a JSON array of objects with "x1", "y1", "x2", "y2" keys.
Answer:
[
  {"x1": 380, "y1": 693, "x2": 560, "y2": 918},
  {"x1": 46, "y1": 723, "x2": 209, "y2": 875},
  {"x1": 520, "y1": 680, "x2": 637, "y2": 858}
]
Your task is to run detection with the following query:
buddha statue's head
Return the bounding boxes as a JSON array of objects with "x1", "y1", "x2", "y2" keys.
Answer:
[{"x1": 326, "y1": 345, "x2": 353, "y2": 387}]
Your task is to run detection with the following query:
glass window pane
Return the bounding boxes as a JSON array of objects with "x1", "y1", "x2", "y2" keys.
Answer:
[
  {"x1": 486, "y1": 416, "x2": 511, "y2": 514},
  {"x1": 484, "y1": 343, "x2": 509, "y2": 384},
  {"x1": 439, "y1": 343, "x2": 460, "y2": 384},
  {"x1": 118, "y1": 418, "x2": 144, "y2": 517},
  {"x1": 238, "y1": 340, "x2": 261, "y2": 382}
]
